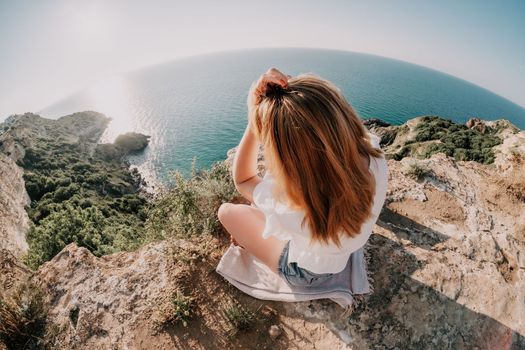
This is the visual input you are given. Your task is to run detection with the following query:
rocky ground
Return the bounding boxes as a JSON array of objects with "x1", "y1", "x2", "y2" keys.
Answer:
[{"x1": 1, "y1": 115, "x2": 524, "y2": 349}]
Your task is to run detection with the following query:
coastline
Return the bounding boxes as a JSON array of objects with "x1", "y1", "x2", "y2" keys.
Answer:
[
  {"x1": 0, "y1": 112, "x2": 524, "y2": 348},
  {"x1": 0, "y1": 111, "x2": 152, "y2": 267}
]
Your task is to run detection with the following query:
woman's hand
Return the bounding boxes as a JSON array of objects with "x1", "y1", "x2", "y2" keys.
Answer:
[
  {"x1": 247, "y1": 67, "x2": 291, "y2": 108},
  {"x1": 233, "y1": 68, "x2": 289, "y2": 204}
]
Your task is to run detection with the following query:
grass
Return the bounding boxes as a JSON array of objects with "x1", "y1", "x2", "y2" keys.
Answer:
[
  {"x1": 145, "y1": 157, "x2": 237, "y2": 241},
  {"x1": 222, "y1": 301, "x2": 261, "y2": 337},
  {"x1": 150, "y1": 289, "x2": 195, "y2": 331},
  {"x1": 171, "y1": 290, "x2": 195, "y2": 327},
  {"x1": 0, "y1": 280, "x2": 50, "y2": 349},
  {"x1": 405, "y1": 161, "x2": 433, "y2": 181}
]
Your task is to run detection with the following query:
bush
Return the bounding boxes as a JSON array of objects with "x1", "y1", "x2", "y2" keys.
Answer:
[
  {"x1": 405, "y1": 162, "x2": 432, "y2": 181},
  {"x1": 52, "y1": 183, "x2": 80, "y2": 202},
  {"x1": 24, "y1": 205, "x2": 104, "y2": 267},
  {"x1": 409, "y1": 116, "x2": 502, "y2": 164},
  {"x1": 151, "y1": 289, "x2": 196, "y2": 331},
  {"x1": 80, "y1": 198, "x2": 93, "y2": 208},
  {"x1": 23, "y1": 173, "x2": 45, "y2": 201},
  {"x1": 43, "y1": 178, "x2": 58, "y2": 193},
  {"x1": 453, "y1": 148, "x2": 470, "y2": 161},
  {"x1": 0, "y1": 280, "x2": 49, "y2": 349},
  {"x1": 222, "y1": 302, "x2": 260, "y2": 337},
  {"x1": 414, "y1": 129, "x2": 433, "y2": 142},
  {"x1": 57, "y1": 177, "x2": 72, "y2": 187},
  {"x1": 25, "y1": 182, "x2": 41, "y2": 201},
  {"x1": 71, "y1": 162, "x2": 94, "y2": 173},
  {"x1": 20, "y1": 148, "x2": 44, "y2": 167},
  {"x1": 20, "y1": 137, "x2": 150, "y2": 268},
  {"x1": 422, "y1": 143, "x2": 455, "y2": 158},
  {"x1": 394, "y1": 145, "x2": 412, "y2": 160},
  {"x1": 86, "y1": 173, "x2": 108, "y2": 186},
  {"x1": 171, "y1": 290, "x2": 194, "y2": 327},
  {"x1": 145, "y1": 158, "x2": 237, "y2": 241},
  {"x1": 441, "y1": 132, "x2": 470, "y2": 148}
]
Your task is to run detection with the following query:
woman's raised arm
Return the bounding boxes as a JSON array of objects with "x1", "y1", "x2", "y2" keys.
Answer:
[
  {"x1": 233, "y1": 68, "x2": 290, "y2": 203},
  {"x1": 232, "y1": 124, "x2": 261, "y2": 204}
]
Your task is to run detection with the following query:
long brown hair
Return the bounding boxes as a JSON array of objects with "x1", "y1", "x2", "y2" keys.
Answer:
[{"x1": 249, "y1": 73, "x2": 383, "y2": 247}]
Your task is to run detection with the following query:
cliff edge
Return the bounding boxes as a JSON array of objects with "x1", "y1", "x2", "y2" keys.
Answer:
[{"x1": 0, "y1": 115, "x2": 523, "y2": 349}]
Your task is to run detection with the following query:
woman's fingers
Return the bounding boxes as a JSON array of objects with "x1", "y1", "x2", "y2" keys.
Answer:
[
  {"x1": 264, "y1": 67, "x2": 289, "y2": 88},
  {"x1": 248, "y1": 67, "x2": 290, "y2": 107}
]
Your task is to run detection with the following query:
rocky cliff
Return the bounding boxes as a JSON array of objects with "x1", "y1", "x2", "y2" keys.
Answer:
[
  {"x1": 0, "y1": 112, "x2": 152, "y2": 269},
  {"x1": 0, "y1": 112, "x2": 109, "y2": 258},
  {"x1": 0, "y1": 154, "x2": 29, "y2": 257},
  {"x1": 1, "y1": 115, "x2": 523, "y2": 349}
]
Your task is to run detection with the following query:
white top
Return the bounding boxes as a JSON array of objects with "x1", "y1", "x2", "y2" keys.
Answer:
[{"x1": 252, "y1": 132, "x2": 388, "y2": 274}]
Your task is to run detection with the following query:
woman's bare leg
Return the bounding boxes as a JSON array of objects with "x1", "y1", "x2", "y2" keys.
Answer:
[{"x1": 218, "y1": 203, "x2": 287, "y2": 272}]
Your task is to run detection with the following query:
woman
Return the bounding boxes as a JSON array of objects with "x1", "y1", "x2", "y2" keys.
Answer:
[{"x1": 218, "y1": 67, "x2": 388, "y2": 287}]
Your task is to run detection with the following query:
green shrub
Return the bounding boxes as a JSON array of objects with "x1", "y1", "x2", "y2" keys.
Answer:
[
  {"x1": 20, "y1": 136, "x2": 150, "y2": 268},
  {"x1": 24, "y1": 205, "x2": 105, "y2": 267},
  {"x1": 407, "y1": 116, "x2": 502, "y2": 164},
  {"x1": 71, "y1": 162, "x2": 94, "y2": 173},
  {"x1": 57, "y1": 177, "x2": 72, "y2": 187},
  {"x1": 86, "y1": 173, "x2": 108, "y2": 186},
  {"x1": 24, "y1": 199, "x2": 148, "y2": 268},
  {"x1": 43, "y1": 178, "x2": 58, "y2": 193},
  {"x1": 222, "y1": 302, "x2": 260, "y2": 337},
  {"x1": 0, "y1": 280, "x2": 49, "y2": 349},
  {"x1": 405, "y1": 162, "x2": 432, "y2": 181},
  {"x1": 23, "y1": 173, "x2": 49, "y2": 201},
  {"x1": 52, "y1": 183, "x2": 80, "y2": 202},
  {"x1": 171, "y1": 290, "x2": 194, "y2": 327},
  {"x1": 414, "y1": 129, "x2": 433, "y2": 142},
  {"x1": 20, "y1": 148, "x2": 44, "y2": 166},
  {"x1": 453, "y1": 148, "x2": 469, "y2": 161},
  {"x1": 145, "y1": 158, "x2": 237, "y2": 241},
  {"x1": 392, "y1": 145, "x2": 413, "y2": 161},
  {"x1": 80, "y1": 198, "x2": 93, "y2": 208},
  {"x1": 25, "y1": 182, "x2": 41, "y2": 201},
  {"x1": 421, "y1": 143, "x2": 455, "y2": 158}
]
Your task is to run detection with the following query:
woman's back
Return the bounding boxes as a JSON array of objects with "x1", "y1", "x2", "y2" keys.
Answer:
[
  {"x1": 222, "y1": 68, "x2": 388, "y2": 285},
  {"x1": 253, "y1": 132, "x2": 388, "y2": 274}
]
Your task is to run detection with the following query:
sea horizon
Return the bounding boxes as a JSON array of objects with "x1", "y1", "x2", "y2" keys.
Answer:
[{"x1": 34, "y1": 48, "x2": 525, "y2": 185}]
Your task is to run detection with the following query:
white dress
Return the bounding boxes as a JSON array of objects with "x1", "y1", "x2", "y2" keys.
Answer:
[{"x1": 252, "y1": 132, "x2": 388, "y2": 274}]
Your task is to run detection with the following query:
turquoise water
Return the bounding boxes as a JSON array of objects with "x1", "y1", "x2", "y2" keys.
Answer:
[{"x1": 41, "y1": 48, "x2": 525, "y2": 184}]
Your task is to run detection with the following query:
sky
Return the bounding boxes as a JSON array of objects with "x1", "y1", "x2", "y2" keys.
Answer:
[{"x1": 0, "y1": 0, "x2": 524, "y2": 118}]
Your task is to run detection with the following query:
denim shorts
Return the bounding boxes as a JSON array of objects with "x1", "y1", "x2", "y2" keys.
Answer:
[{"x1": 277, "y1": 241, "x2": 335, "y2": 287}]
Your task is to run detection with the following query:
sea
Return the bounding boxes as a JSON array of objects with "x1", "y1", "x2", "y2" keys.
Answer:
[{"x1": 40, "y1": 48, "x2": 525, "y2": 185}]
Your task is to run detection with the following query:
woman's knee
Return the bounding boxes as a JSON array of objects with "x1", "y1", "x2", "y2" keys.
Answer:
[{"x1": 217, "y1": 202, "x2": 235, "y2": 224}]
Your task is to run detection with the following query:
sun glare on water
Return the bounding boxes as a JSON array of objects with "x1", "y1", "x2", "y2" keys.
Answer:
[
  {"x1": 86, "y1": 76, "x2": 162, "y2": 190},
  {"x1": 87, "y1": 76, "x2": 134, "y2": 143}
]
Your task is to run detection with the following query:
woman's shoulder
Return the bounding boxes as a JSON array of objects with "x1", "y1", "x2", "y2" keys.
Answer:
[
  {"x1": 367, "y1": 131, "x2": 381, "y2": 148},
  {"x1": 252, "y1": 173, "x2": 273, "y2": 209},
  {"x1": 253, "y1": 171, "x2": 275, "y2": 202},
  {"x1": 366, "y1": 131, "x2": 388, "y2": 180},
  {"x1": 252, "y1": 171, "x2": 306, "y2": 240},
  {"x1": 253, "y1": 171, "x2": 301, "y2": 213}
]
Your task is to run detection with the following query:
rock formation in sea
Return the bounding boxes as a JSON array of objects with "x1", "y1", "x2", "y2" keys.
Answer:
[{"x1": 0, "y1": 114, "x2": 523, "y2": 349}]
